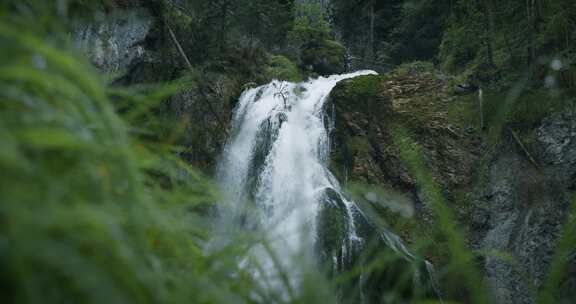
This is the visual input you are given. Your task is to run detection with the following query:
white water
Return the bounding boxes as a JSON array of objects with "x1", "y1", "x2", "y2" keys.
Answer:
[
  {"x1": 217, "y1": 71, "x2": 374, "y2": 294},
  {"x1": 216, "y1": 71, "x2": 441, "y2": 300}
]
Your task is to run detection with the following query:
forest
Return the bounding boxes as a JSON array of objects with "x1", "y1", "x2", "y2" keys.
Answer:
[{"x1": 1, "y1": 0, "x2": 575, "y2": 303}]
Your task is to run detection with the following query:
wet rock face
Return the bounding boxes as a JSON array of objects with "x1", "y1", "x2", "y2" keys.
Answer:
[
  {"x1": 536, "y1": 111, "x2": 576, "y2": 168},
  {"x1": 480, "y1": 111, "x2": 576, "y2": 304},
  {"x1": 316, "y1": 188, "x2": 351, "y2": 266},
  {"x1": 482, "y1": 153, "x2": 535, "y2": 304},
  {"x1": 71, "y1": 7, "x2": 153, "y2": 74}
]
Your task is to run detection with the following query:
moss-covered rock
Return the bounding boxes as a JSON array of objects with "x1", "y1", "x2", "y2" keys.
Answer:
[
  {"x1": 327, "y1": 74, "x2": 408, "y2": 188},
  {"x1": 328, "y1": 66, "x2": 480, "y2": 192},
  {"x1": 329, "y1": 75, "x2": 389, "y2": 111},
  {"x1": 316, "y1": 188, "x2": 350, "y2": 261},
  {"x1": 326, "y1": 65, "x2": 484, "y2": 277}
]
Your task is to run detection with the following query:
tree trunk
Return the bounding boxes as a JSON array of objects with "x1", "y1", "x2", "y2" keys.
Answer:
[
  {"x1": 482, "y1": 0, "x2": 496, "y2": 67},
  {"x1": 526, "y1": 0, "x2": 540, "y2": 63},
  {"x1": 218, "y1": 0, "x2": 230, "y2": 53},
  {"x1": 479, "y1": 88, "x2": 485, "y2": 130},
  {"x1": 368, "y1": 0, "x2": 375, "y2": 62}
]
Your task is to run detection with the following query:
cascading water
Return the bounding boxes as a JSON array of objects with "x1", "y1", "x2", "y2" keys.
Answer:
[{"x1": 217, "y1": 71, "x2": 441, "y2": 301}]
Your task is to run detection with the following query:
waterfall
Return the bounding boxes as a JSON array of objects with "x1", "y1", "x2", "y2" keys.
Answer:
[{"x1": 216, "y1": 71, "x2": 441, "y2": 300}]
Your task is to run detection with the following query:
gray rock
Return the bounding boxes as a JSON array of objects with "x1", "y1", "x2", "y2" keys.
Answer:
[
  {"x1": 480, "y1": 111, "x2": 576, "y2": 303},
  {"x1": 536, "y1": 111, "x2": 576, "y2": 168},
  {"x1": 70, "y1": 8, "x2": 153, "y2": 75}
]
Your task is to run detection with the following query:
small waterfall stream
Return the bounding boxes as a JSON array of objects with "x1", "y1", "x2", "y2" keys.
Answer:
[{"x1": 217, "y1": 71, "x2": 441, "y2": 301}]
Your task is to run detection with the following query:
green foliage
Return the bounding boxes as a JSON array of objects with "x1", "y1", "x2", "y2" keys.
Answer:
[
  {"x1": 439, "y1": 0, "x2": 576, "y2": 90},
  {"x1": 539, "y1": 194, "x2": 576, "y2": 303},
  {"x1": 300, "y1": 38, "x2": 347, "y2": 75},
  {"x1": 287, "y1": 2, "x2": 346, "y2": 75},
  {"x1": 234, "y1": 0, "x2": 296, "y2": 48},
  {"x1": 331, "y1": 0, "x2": 449, "y2": 66},
  {"x1": 439, "y1": 22, "x2": 479, "y2": 72},
  {"x1": 0, "y1": 18, "x2": 240, "y2": 303},
  {"x1": 0, "y1": 8, "x2": 323, "y2": 303},
  {"x1": 163, "y1": 0, "x2": 295, "y2": 64},
  {"x1": 264, "y1": 55, "x2": 303, "y2": 82},
  {"x1": 289, "y1": 2, "x2": 331, "y2": 45},
  {"x1": 330, "y1": 0, "x2": 575, "y2": 89},
  {"x1": 386, "y1": 0, "x2": 450, "y2": 64},
  {"x1": 438, "y1": 0, "x2": 490, "y2": 73},
  {"x1": 466, "y1": 84, "x2": 574, "y2": 144}
]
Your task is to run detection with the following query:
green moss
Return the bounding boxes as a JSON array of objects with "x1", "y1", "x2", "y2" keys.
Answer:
[
  {"x1": 344, "y1": 75, "x2": 382, "y2": 98},
  {"x1": 330, "y1": 75, "x2": 390, "y2": 115},
  {"x1": 447, "y1": 94, "x2": 479, "y2": 129},
  {"x1": 347, "y1": 136, "x2": 371, "y2": 154},
  {"x1": 317, "y1": 189, "x2": 349, "y2": 253}
]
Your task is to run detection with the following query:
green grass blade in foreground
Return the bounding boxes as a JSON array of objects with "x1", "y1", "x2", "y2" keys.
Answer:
[
  {"x1": 0, "y1": 20, "x2": 264, "y2": 303},
  {"x1": 391, "y1": 126, "x2": 489, "y2": 304},
  {"x1": 538, "y1": 194, "x2": 576, "y2": 303}
]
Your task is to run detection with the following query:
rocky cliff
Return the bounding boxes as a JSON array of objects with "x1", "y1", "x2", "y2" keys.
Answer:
[
  {"x1": 326, "y1": 62, "x2": 576, "y2": 303},
  {"x1": 70, "y1": 2, "x2": 275, "y2": 172}
]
